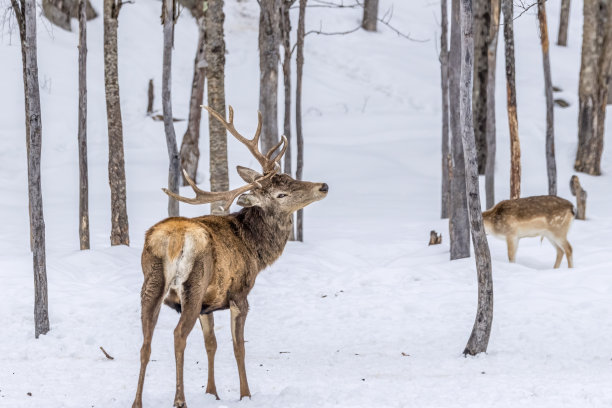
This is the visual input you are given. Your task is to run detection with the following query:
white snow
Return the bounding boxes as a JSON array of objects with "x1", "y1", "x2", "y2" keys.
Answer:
[{"x1": 1, "y1": 0, "x2": 612, "y2": 407}]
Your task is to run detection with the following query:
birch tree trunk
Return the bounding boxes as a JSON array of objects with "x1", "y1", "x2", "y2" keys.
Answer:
[
  {"x1": 78, "y1": 0, "x2": 90, "y2": 249},
  {"x1": 449, "y1": 0, "x2": 470, "y2": 260},
  {"x1": 103, "y1": 0, "x2": 129, "y2": 245},
  {"x1": 460, "y1": 0, "x2": 494, "y2": 356},
  {"x1": 538, "y1": 0, "x2": 557, "y2": 196},
  {"x1": 440, "y1": 0, "x2": 450, "y2": 219},
  {"x1": 485, "y1": 0, "x2": 500, "y2": 209},
  {"x1": 258, "y1": 0, "x2": 281, "y2": 154},
  {"x1": 557, "y1": 0, "x2": 570, "y2": 46},
  {"x1": 362, "y1": 0, "x2": 379, "y2": 32},
  {"x1": 206, "y1": 0, "x2": 230, "y2": 215},
  {"x1": 281, "y1": 0, "x2": 295, "y2": 240},
  {"x1": 502, "y1": 0, "x2": 521, "y2": 199},
  {"x1": 472, "y1": 0, "x2": 490, "y2": 175},
  {"x1": 296, "y1": 0, "x2": 306, "y2": 242}
]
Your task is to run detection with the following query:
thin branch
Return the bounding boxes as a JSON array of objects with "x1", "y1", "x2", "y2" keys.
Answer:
[{"x1": 100, "y1": 346, "x2": 115, "y2": 360}]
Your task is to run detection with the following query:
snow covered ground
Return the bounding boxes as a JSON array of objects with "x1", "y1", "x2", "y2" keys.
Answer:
[{"x1": 1, "y1": 0, "x2": 612, "y2": 406}]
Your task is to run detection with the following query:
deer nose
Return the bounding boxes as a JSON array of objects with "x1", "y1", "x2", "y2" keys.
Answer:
[{"x1": 319, "y1": 183, "x2": 329, "y2": 193}]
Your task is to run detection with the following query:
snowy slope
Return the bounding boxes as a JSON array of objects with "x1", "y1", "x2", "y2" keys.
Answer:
[{"x1": 1, "y1": 0, "x2": 612, "y2": 407}]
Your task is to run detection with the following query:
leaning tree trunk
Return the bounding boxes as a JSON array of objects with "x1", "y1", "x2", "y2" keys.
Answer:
[
  {"x1": 449, "y1": 0, "x2": 470, "y2": 260},
  {"x1": 538, "y1": 0, "x2": 557, "y2": 196},
  {"x1": 78, "y1": 0, "x2": 90, "y2": 249},
  {"x1": 180, "y1": 12, "x2": 206, "y2": 186},
  {"x1": 162, "y1": 0, "x2": 180, "y2": 217},
  {"x1": 440, "y1": 0, "x2": 450, "y2": 219},
  {"x1": 206, "y1": 0, "x2": 230, "y2": 215},
  {"x1": 362, "y1": 0, "x2": 379, "y2": 32},
  {"x1": 485, "y1": 0, "x2": 500, "y2": 209},
  {"x1": 12, "y1": 0, "x2": 51, "y2": 338},
  {"x1": 103, "y1": 0, "x2": 129, "y2": 245},
  {"x1": 472, "y1": 0, "x2": 490, "y2": 175},
  {"x1": 296, "y1": 0, "x2": 306, "y2": 242},
  {"x1": 502, "y1": 0, "x2": 520, "y2": 199},
  {"x1": 258, "y1": 0, "x2": 281, "y2": 154},
  {"x1": 460, "y1": 0, "x2": 493, "y2": 356},
  {"x1": 557, "y1": 0, "x2": 570, "y2": 46}
]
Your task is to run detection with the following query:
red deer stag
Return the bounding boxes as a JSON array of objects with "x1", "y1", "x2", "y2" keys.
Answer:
[
  {"x1": 482, "y1": 196, "x2": 574, "y2": 268},
  {"x1": 132, "y1": 106, "x2": 328, "y2": 408}
]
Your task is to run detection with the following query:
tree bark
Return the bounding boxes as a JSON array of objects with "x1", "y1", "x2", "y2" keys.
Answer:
[
  {"x1": 258, "y1": 0, "x2": 281, "y2": 154},
  {"x1": 206, "y1": 0, "x2": 229, "y2": 215},
  {"x1": 147, "y1": 78, "x2": 154, "y2": 116},
  {"x1": 570, "y1": 175, "x2": 587, "y2": 220},
  {"x1": 502, "y1": 0, "x2": 521, "y2": 199},
  {"x1": 557, "y1": 0, "x2": 570, "y2": 46},
  {"x1": 485, "y1": 0, "x2": 500, "y2": 209},
  {"x1": 472, "y1": 0, "x2": 490, "y2": 175},
  {"x1": 449, "y1": 0, "x2": 470, "y2": 260},
  {"x1": 281, "y1": 0, "x2": 295, "y2": 240},
  {"x1": 78, "y1": 0, "x2": 90, "y2": 249},
  {"x1": 296, "y1": 0, "x2": 306, "y2": 242},
  {"x1": 460, "y1": 0, "x2": 494, "y2": 356},
  {"x1": 362, "y1": 0, "x2": 379, "y2": 32},
  {"x1": 440, "y1": 0, "x2": 450, "y2": 219},
  {"x1": 538, "y1": 0, "x2": 557, "y2": 196},
  {"x1": 180, "y1": 12, "x2": 206, "y2": 185}
]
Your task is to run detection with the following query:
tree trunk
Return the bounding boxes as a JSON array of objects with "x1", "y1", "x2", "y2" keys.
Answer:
[
  {"x1": 460, "y1": 0, "x2": 494, "y2": 356},
  {"x1": 557, "y1": 0, "x2": 570, "y2": 46},
  {"x1": 147, "y1": 78, "x2": 154, "y2": 115},
  {"x1": 472, "y1": 0, "x2": 490, "y2": 175},
  {"x1": 206, "y1": 0, "x2": 229, "y2": 215},
  {"x1": 78, "y1": 0, "x2": 90, "y2": 249},
  {"x1": 258, "y1": 0, "x2": 281, "y2": 154},
  {"x1": 103, "y1": 0, "x2": 129, "y2": 245},
  {"x1": 281, "y1": 0, "x2": 295, "y2": 240},
  {"x1": 449, "y1": 0, "x2": 470, "y2": 260},
  {"x1": 296, "y1": 0, "x2": 306, "y2": 242},
  {"x1": 485, "y1": 0, "x2": 500, "y2": 209},
  {"x1": 570, "y1": 175, "x2": 587, "y2": 220},
  {"x1": 502, "y1": 0, "x2": 521, "y2": 199},
  {"x1": 538, "y1": 0, "x2": 557, "y2": 196},
  {"x1": 180, "y1": 13, "x2": 206, "y2": 185},
  {"x1": 440, "y1": 0, "x2": 450, "y2": 219},
  {"x1": 362, "y1": 0, "x2": 379, "y2": 32}
]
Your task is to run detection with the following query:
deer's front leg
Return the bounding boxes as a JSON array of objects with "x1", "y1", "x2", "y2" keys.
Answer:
[
  {"x1": 199, "y1": 313, "x2": 219, "y2": 399},
  {"x1": 230, "y1": 299, "x2": 251, "y2": 400}
]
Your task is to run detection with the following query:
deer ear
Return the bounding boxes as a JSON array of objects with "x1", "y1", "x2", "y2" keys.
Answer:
[
  {"x1": 237, "y1": 166, "x2": 263, "y2": 184},
  {"x1": 237, "y1": 193, "x2": 261, "y2": 208}
]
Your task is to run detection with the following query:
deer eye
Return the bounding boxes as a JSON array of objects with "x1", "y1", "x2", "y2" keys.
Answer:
[{"x1": 276, "y1": 193, "x2": 288, "y2": 198}]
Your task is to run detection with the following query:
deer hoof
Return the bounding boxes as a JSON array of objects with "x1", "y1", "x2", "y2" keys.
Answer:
[{"x1": 173, "y1": 402, "x2": 186, "y2": 408}]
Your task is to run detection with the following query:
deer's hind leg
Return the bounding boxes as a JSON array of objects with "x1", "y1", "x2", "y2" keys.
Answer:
[
  {"x1": 199, "y1": 313, "x2": 219, "y2": 399},
  {"x1": 506, "y1": 235, "x2": 519, "y2": 263}
]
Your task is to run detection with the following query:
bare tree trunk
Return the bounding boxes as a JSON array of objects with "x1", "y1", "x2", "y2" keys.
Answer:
[
  {"x1": 502, "y1": 0, "x2": 521, "y2": 199},
  {"x1": 258, "y1": 0, "x2": 281, "y2": 154},
  {"x1": 472, "y1": 0, "x2": 490, "y2": 175},
  {"x1": 161, "y1": 0, "x2": 180, "y2": 217},
  {"x1": 12, "y1": 0, "x2": 51, "y2": 338},
  {"x1": 180, "y1": 13, "x2": 206, "y2": 185},
  {"x1": 296, "y1": 0, "x2": 306, "y2": 242},
  {"x1": 557, "y1": 0, "x2": 570, "y2": 46},
  {"x1": 281, "y1": 0, "x2": 295, "y2": 240},
  {"x1": 485, "y1": 0, "x2": 500, "y2": 209},
  {"x1": 449, "y1": 0, "x2": 470, "y2": 260},
  {"x1": 460, "y1": 0, "x2": 493, "y2": 356},
  {"x1": 440, "y1": 0, "x2": 450, "y2": 219},
  {"x1": 206, "y1": 0, "x2": 229, "y2": 215},
  {"x1": 362, "y1": 0, "x2": 379, "y2": 32},
  {"x1": 78, "y1": 0, "x2": 90, "y2": 249},
  {"x1": 147, "y1": 78, "x2": 154, "y2": 116},
  {"x1": 570, "y1": 175, "x2": 587, "y2": 219},
  {"x1": 103, "y1": 0, "x2": 129, "y2": 245},
  {"x1": 538, "y1": 0, "x2": 557, "y2": 196}
]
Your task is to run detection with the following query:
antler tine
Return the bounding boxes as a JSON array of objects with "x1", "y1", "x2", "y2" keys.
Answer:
[{"x1": 264, "y1": 135, "x2": 288, "y2": 172}]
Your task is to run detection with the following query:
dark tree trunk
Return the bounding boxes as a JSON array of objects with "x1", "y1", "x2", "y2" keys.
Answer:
[
  {"x1": 103, "y1": 0, "x2": 129, "y2": 245},
  {"x1": 206, "y1": 0, "x2": 229, "y2": 215},
  {"x1": 502, "y1": 0, "x2": 521, "y2": 199},
  {"x1": 449, "y1": 0, "x2": 470, "y2": 260},
  {"x1": 296, "y1": 0, "x2": 306, "y2": 242},
  {"x1": 472, "y1": 0, "x2": 490, "y2": 175},
  {"x1": 180, "y1": 13, "x2": 205, "y2": 185},
  {"x1": 147, "y1": 78, "x2": 154, "y2": 116},
  {"x1": 485, "y1": 0, "x2": 500, "y2": 209},
  {"x1": 78, "y1": 0, "x2": 90, "y2": 249},
  {"x1": 12, "y1": 0, "x2": 51, "y2": 338},
  {"x1": 258, "y1": 0, "x2": 281, "y2": 154},
  {"x1": 362, "y1": 0, "x2": 379, "y2": 32},
  {"x1": 557, "y1": 0, "x2": 570, "y2": 46},
  {"x1": 538, "y1": 0, "x2": 557, "y2": 196},
  {"x1": 460, "y1": 0, "x2": 493, "y2": 356},
  {"x1": 281, "y1": 0, "x2": 295, "y2": 240},
  {"x1": 440, "y1": 0, "x2": 450, "y2": 219}
]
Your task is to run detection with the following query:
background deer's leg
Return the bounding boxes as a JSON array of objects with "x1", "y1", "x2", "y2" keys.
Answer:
[
  {"x1": 560, "y1": 239, "x2": 573, "y2": 268},
  {"x1": 173, "y1": 295, "x2": 202, "y2": 408},
  {"x1": 198, "y1": 313, "x2": 219, "y2": 399},
  {"x1": 551, "y1": 241, "x2": 564, "y2": 269},
  {"x1": 230, "y1": 299, "x2": 251, "y2": 400},
  {"x1": 506, "y1": 236, "x2": 519, "y2": 263}
]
